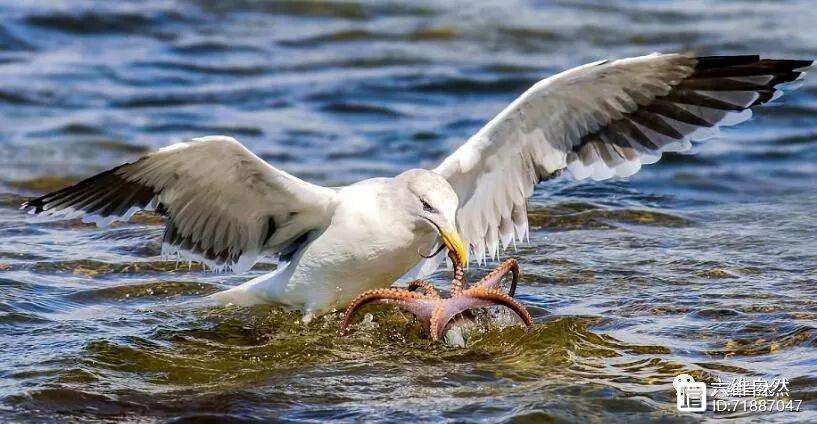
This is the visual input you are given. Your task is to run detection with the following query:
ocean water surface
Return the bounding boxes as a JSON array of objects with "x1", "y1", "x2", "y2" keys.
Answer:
[{"x1": 0, "y1": 0, "x2": 816, "y2": 422}]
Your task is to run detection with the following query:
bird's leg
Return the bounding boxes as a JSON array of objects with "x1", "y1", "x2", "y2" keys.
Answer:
[
  {"x1": 406, "y1": 280, "x2": 441, "y2": 299},
  {"x1": 474, "y1": 258, "x2": 519, "y2": 296},
  {"x1": 429, "y1": 287, "x2": 533, "y2": 341},
  {"x1": 339, "y1": 288, "x2": 437, "y2": 335}
]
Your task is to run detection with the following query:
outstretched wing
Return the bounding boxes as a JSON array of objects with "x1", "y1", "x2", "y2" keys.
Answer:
[
  {"x1": 434, "y1": 53, "x2": 813, "y2": 263},
  {"x1": 22, "y1": 136, "x2": 338, "y2": 272}
]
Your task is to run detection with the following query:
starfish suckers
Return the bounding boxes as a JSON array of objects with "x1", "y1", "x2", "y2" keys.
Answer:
[{"x1": 339, "y1": 252, "x2": 533, "y2": 341}]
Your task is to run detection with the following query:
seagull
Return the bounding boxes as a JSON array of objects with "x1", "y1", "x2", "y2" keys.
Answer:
[{"x1": 22, "y1": 54, "x2": 813, "y2": 322}]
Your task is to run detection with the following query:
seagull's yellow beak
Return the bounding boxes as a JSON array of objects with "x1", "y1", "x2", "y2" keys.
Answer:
[{"x1": 439, "y1": 225, "x2": 468, "y2": 267}]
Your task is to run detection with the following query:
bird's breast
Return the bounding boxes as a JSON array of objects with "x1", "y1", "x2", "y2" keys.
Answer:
[{"x1": 283, "y1": 184, "x2": 435, "y2": 311}]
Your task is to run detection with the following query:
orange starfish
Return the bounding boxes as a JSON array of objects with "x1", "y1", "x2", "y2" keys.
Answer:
[{"x1": 340, "y1": 252, "x2": 533, "y2": 341}]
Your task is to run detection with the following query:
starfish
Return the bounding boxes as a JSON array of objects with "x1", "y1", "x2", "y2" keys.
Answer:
[{"x1": 340, "y1": 252, "x2": 533, "y2": 341}]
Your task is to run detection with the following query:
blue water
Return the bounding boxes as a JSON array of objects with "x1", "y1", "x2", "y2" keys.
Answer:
[{"x1": 1, "y1": 1, "x2": 816, "y2": 422}]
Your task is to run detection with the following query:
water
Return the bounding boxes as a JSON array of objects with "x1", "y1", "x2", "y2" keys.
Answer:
[{"x1": 1, "y1": 0, "x2": 816, "y2": 422}]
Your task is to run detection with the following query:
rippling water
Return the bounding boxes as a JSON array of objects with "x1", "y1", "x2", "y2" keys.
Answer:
[{"x1": 1, "y1": 1, "x2": 816, "y2": 422}]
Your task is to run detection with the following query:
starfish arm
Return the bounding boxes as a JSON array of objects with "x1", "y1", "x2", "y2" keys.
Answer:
[
  {"x1": 429, "y1": 296, "x2": 495, "y2": 341},
  {"x1": 449, "y1": 251, "x2": 467, "y2": 296},
  {"x1": 430, "y1": 287, "x2": 533, "y2": 341},
  {"x1": 406, "y1": 280, "x2": 441, "y2": 299},
  {"x1": 465, "y1": 287, "x2": 532, "y2": 329},
  {"x1": 475, "y1": 258, "x2": 519, "y2": 296},
  {"x1": 339, "y1": 288, "x2": 437, "y2": 335}
]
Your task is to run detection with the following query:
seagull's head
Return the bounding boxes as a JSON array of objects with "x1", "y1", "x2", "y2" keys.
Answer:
[{"x1": 396, "y1": 169, "x2": 468, "y2": 266}]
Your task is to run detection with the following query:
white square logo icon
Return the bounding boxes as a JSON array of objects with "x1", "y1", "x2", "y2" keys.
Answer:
[{"x1": 674, "y1": 374, "x2": 707, "y2": 412}]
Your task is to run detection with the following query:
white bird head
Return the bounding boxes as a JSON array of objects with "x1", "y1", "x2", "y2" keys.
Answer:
[{"x1": 395, "y1": 169, "x2": 467, "y2": 266}]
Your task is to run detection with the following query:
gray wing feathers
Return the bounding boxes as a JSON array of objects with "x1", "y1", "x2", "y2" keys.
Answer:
[
  {"x1": 435, "y1": 53, "x2": 813, "y2": 263},
  {"x1": 23, "y1": 136, "x2": 338, "y2": 272}
]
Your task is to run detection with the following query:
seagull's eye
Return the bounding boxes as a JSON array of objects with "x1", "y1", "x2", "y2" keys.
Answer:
[{"x1": 420, "y1": 198, "x2": 436, "y2": 213}]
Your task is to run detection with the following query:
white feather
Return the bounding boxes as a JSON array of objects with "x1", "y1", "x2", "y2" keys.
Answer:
[{"x1": 434, "y1": 53, "x2": 811, "y2": 264}]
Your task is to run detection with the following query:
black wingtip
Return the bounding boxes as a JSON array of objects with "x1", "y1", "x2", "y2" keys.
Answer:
[
  {"x1": 687, "y1": 55, "x2": 814, "y2": 107},
  {"x1": 694, "y1": 55, "x2": 814, "y2": 75},
  {"x1": 21, "y1": 198, "x2": 44, "y2": 213},
  {"x1": 694, "y1": 55, "x2": 760, "y2": 71},
  {"x1": 17, "y1": 160, "x2": 156, "y2": 220}
]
